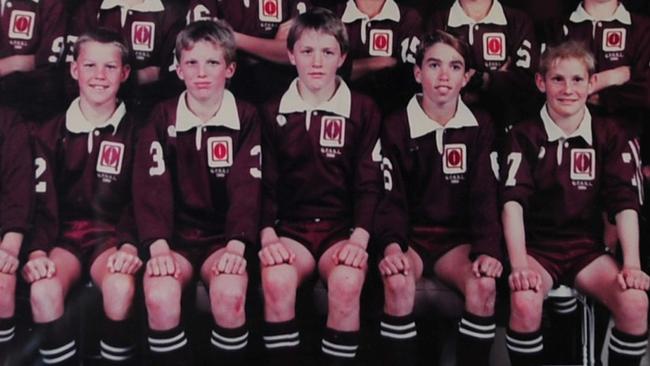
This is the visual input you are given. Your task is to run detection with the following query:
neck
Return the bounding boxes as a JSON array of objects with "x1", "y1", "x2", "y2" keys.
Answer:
[
  {"x1": 419, "y1": 94, "x2": 457, "y2": 126},
  {"x1": 79, "y1": 98, "x2": 118, "y2": 126},
  {"x1": 547, "y1": 105, "x2": 585, "y2": 136},
  {"x1": 186, "y1": 91, "x2": 224, "y2": 122},
  {"x1": 459, "y1": 0, "x2": 493, "y2": 21},
  {"x1": 355, "y1": 0, "x2": 386, "y2": 18},
  {"x1": 297, "y1": 79, "x2": 339, "y2": 108},
  {"x1": 583, "y1": 0, "x2": 619, "y2": 19}
]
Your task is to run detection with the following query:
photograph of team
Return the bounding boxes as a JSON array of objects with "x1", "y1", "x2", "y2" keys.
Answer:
[{"x1": 0, "y1": 0, "x2": 649, "y2": 365}]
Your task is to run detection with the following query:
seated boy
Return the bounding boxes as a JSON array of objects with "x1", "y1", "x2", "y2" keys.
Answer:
[
  {"x1": 24, "y1": 28, "x2": 142, "y2": 365},
  {"x1": 259, "y1": 8, "x2": 382, "y2": 366},
  {"x1": 133, "y1": 20, "x2": 261, "y2": 366},
  {"x1": 501, "y1": 40, "x2": 649, "y2": 366},
  {"x1": 374, "y1": 30, "x2": 502, "y2": 366}
]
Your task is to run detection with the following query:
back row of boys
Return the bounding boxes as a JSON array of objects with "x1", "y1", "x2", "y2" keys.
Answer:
[{"x1": 0, "y1": 5, "x2": 649, "y2": 366}]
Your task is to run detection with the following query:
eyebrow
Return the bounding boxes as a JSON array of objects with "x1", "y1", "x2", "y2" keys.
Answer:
[{"x1": 424, "y1": 57, "x2": 464, "y2": 66}]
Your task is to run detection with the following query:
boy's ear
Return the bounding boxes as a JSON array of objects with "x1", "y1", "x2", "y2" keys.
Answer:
[
  {"x1": 461, "y1": 68, "x2": 471, "y2": 88},
  {"x1": 588, "y1": 73, "x2": 597, "y2": 95},
  {"x1": 226, "y1": 62, "x2": 236, "y2": 79},
  {"x1": 70, "y1": 61, "x2": 79, "y2": 81},
  {"x1": 176, "y1": 62, "x2": 185, "y2": 81},
  {"x1": 337, "y1": 52, "x2": 347, "y2": 68},
  {"x1": 287, "y1": 49, "x2": 296, "y2": 66},
  {"x1": 413, "y1": 64, "x2": 422, "y2": 84},
  {"x1": 535, "y1": 73, "x2": 546, "y2": 93},
  {"x1": 120, "y1": 65, "x2": 131, "y2": 83}
]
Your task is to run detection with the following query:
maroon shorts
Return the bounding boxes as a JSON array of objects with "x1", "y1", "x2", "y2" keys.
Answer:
[
  {"x1": 527, "y1": 240, "x2": 608, "y2": 287},
  {"x1": 172, "y1": 227, "x2": 226, "y2": 269},
  {"x1": 410, "y1": 226, "x2": 468, "y2": 274},
  {"x1": 58, "y1": 220, "x2": 119, "y2": 270},
  {"x1": 275, "y1": 219, "x2": 351, "y2": 259}
]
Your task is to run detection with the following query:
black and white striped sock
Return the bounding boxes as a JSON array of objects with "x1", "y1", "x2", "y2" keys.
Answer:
[
  {"x1": 0, "y1": 317, "x2": 15, "y2": 345},
  {"x1": 379, "y1": 313, "x2": 417, "y2": 366},
  {"x1": 608, "y1": 328, "x2": 648, "y2": 366},
  {"x1": 548, "y1": 295, "x2": 578, "y2": 314},
  {"x1": 263, "y1": 319, "x2": 301, "y2": 366},
  {"x1": 100, "y1": 317, "x2": 136, "y2": 364},
  {"x1": 506, "y1": 327, "x2": 543, "y2": 366},
  {"x1": 209, "y1": 323, "x2": 248, "y2": 365},
  {"x1": 321, "y1": 327, "x2": 359, "y2": 365},
  {"x1": 457, "y1": 312, "x2": 496, "y2": 366},
  {"x1": 147, "y1": 325, "x2": 190, "y2": 366},
  {"x1": 38, "y1": 316, "x2": 78, "y2": 366}
]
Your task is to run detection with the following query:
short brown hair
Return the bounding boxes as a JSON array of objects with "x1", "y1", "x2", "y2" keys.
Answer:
[
  {"x1": 539, "y1": 40, "x2": 595, "y2": 77},
  {"x1": 176, "y1": 20, "x2": 237, "y2": 64},
  {"x1": 287, "y1": 7, "x2": 349, "y2": 54},
  {"x1": 74, "y1": 27, "x2": 130, "y2": 65},
  {"x1": 415, "y1": 30, "x2": 471, "y2": 70}
]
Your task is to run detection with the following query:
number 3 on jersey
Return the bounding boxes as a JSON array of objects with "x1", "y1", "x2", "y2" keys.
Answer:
[{"x1": 149, "y1": 141, "x2": 166, "y2": 176}]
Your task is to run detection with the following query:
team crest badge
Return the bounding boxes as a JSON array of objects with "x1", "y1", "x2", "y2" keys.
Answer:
[
  {"x1": 368, "y1": 29, "x2": 393, "y2": 57},
  {"x1": 131, "y1": 21, "x2": 155, "y2": 52},
  {"x1": 442, "y1": 144, "x2": 467, "y2": 174},
  {"x1": 320, "y1": 117, "x2": 345, "y2": 148},
  {"x1": 9, "y1": 10, "x2": 35, "y2": 40},
  {"x1": 207, "y1": 136, "x2": 233, "y2": 168},
  {"x1": 483, "y1": 33, "x2": 506, "y2": 61},
  {"x1": 570, "y1": 148, "x2": 595, "y2": 181},
  {"x1": 259, "y1": 0, "x2": 282, "y2": 22},
  {"x1": 96, "y1": 141, "x2": 124, "y2": 175},
  {"x1": 602, "y1": 28, "x2": 626, "y2": 52}
]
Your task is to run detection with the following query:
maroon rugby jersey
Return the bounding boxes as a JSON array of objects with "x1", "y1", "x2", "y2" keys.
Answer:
[
  {"x1": 500, "y1": 106, "x2": 642, "y2": 250},
  {"x1": 0, "y1": 107, "x2": 32, "y2": 236},
  {"x1": 0, "y1": 0, "x2": 65, "y2": 66},
  {"x1": 30, "y1": 100, "x2": 137, "y2": 252},
  {"x1": 66, "y1": 0, "x2": 183, "y2": 71},
  {"x1": 133, "y1": 91, "x2": 261, "y2": 248},
  {"x1": 261, "y1": 79, "x2": 382, "y2": 233},
  {"x1": 544, "y1": 3, "x2": 650, "y2": 113},
  {"x1": 374, "y1": 96, "x2": 501, "y2": 259}
]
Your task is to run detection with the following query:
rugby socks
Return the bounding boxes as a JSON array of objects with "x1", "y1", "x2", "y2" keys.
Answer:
[
  {"x1": 208, "y1": 322, "x2": 249, "y2": 366},
  {"x1": 320, "y1": 327, "x2": 359, "y2": 366},
  {"x1": 548, "y1": 295, "x2": 578, "y2": 315},
  {"x1": 457, "y1": 311, "x2": 496, "y2": 366},
  {"x1": 263, "y1": 319, "x2": 301, "y2": 366},
  {"x1": 0, "y1": 316, "x2": 15, "y2": 346},
  {"x1": 147, "y1": 324, "x2": 191, "y2": 366},
  {"x1": 38, "y1": 316, "x2": 78, "y2": 366},
  {"x1": 506, "y1": 327, "x2": 543, "y2": 366},
  {"x1": 379, "y1": 313, "x2": 417, "y2": 366},
  {"x1": 100, "y1": 317, "x2": 136, "y2": 365},
  {"x1": 608, "y1": 328, "x2": 648, "y2": 366}
]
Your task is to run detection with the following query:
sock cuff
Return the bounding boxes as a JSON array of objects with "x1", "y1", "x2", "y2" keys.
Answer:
[
  {"x1": 380, "y1": 313, "x2": 417, "y2": 340},
  {"x1": 148, "y1": 325, "x2": 188, "y2": 354},
  {"x1": 0, "y1": 317, "x2": 16, "y2": 343},
  {"x1": 459, "y1": 312, "x2": 496, "y2": 340},
  {"x1": 321, "y1": 328, "x2": 359, "y2": 359},
  {"x1": 263, "y1": 319, "x2": 300, "y2": 350},
  {"x1": 609, "y1": 328, "x2": 648, "y2": 357},
  {"x1": 506, "y1": 328, "x2": 543, "y2": 354}
]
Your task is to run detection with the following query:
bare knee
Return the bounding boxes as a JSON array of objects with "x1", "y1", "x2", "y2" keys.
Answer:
[
  {"x1": 464, "y1": 277, "x2": 496, "y2": 315},
  {"x1": 382, "y1": 274, "x2": 415, "y2": 314},
  {"x1": 509, "y1": 291, "x2": 544, "y2": 332},
  {"x1": 327, "y1": 266, "x2": 365, "y2": 307},
  {"x1": 30, "y1": 279, "x2": 65, "y2": 322},
  {"x1": 0, "y1": 274, "x2": 16, "y2": 316},
  {"x1": 611, "y1": 290, "x2": 648, "y2": 332},
  {"x1": 145, "y1": 278, "x2": 182, "y2": 329},
  {"x1": 102, "y1": 274, "x2": 136, "y2": 320},
  {"x1": 262, "y1": 266, "x2": 298, "y2": 308},
  {"x1": 210, "y1": 276, "x2": 247, "y2": 322}
]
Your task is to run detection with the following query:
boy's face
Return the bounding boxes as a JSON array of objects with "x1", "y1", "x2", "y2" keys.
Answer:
[
  {"x1": 71, "y1": 41, "x2": 130, "y2": 107},
  {"x1": 176, "y1": 40, "x2": 235, "y2": 103},
  {"x1": 414, "y1": 42, "x2": 469, "y2": 106},
  {"x1": 536, "y1": 57, "x2": 595, "y2": 120},
  {"x1": 288, "y1": 29, "x2": 346, "y2": 94}
]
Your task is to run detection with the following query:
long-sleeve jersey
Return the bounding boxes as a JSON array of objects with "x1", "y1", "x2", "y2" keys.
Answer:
[
  {"x1": 500, "y1": 105, "x2": 642, "y2": 249},
  {"x1": 0, "y1": 107, "x2": 32, "y2": 236},
  {"x1": 374, "y1": 96, "x2": 501, "y2": 259},
  {"x1": 133, "y1": 91, "x2": 261, "y2": 249},
  {"x1": 30, "y1": 99, "x2": 137, "y2": 253},
  {"x1": 261, "y1": 79, "x2": 382, "y2": 233}
]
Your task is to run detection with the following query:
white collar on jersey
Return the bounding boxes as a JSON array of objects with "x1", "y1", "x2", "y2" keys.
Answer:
[
  {"x1": 540, "y1": 104, "x2": 593, "y2": 145},
  {"x1": 279, "y1": 78, "x2": 352, "y2": 118},
  {"x1": 448, "y1": 0, "x2": 507, "y2": 27},
  {"x1": 407, "y1": 94, "x2": 478, "y2": 139},
  {"x1": 101, "y1": 0, "x2": 165, "y2": 12},
  {"x1": 341, "y1": 0, "x2": 401, "y2": 23},
  {"x1": 174, "y1": 90, "x2": 240, "y2": 132},
  {"x1": 66, "y1": 97, "x2": 125, "y2": 134},
  {"x1": 570, "y1": 2, "x2": 631, "y2": 25}
]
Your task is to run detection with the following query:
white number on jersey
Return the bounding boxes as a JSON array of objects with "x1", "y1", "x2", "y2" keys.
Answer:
[
  {"x1": 515, "y1": 39, "x2": 532, "y2": 69},
  {"x1": 380, "y1": 157, "x2": 393, "y2": 191},
  {"x1": 490, "y1": 151, "x2": 500, "y2": 180},
  {"x1": 400, "y1": 36, "x2": 420, "y2": 64},
  {"x1": 149, "y1": 141, "x2": 166, "y2": 176},
  {"x1": 504, "y1": 152, "x2": 522, "y2": 187},
  {"x1": 250, "y1": 145, "x2": 262, "y2": 179},
  {"x1": 35, "y1": 157, "x2": 47, "y2": 193}
]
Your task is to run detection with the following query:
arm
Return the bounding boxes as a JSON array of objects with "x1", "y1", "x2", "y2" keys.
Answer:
[
  {"x1": 614, "y1": 209, "x2": 650, "y2": 290},
  {"x1": 0, "y1": 55, "x2": 36, "y2": 77},
  {"x1": 137, "y1": 66, "x2": 161, "y2": 85},
  {"x1": 233, "y1": 20, "x2": 293, "y2": 64}
]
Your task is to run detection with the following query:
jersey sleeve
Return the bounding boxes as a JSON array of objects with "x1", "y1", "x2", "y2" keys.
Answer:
[
  {"x1": 373, "y1": 114, "x2": 411, "y2": 252},
  {"x1": 468, "y1": 118, "x2": 502, "y2": 261},
  {"x1": 0, "y1": 112, "x2": 33, "y2": 237},
  {"x1": 132, "y1": 105, "x2": 174, "y2": 247},
  {"x1": 224, "y1": 106, "x2": 262, "y2": 246},
  {"x1": 352, "y1": 98, "x2": 383, "y2": 233},
  {"x1": 500, "y1": 124, "x2": 536, "y2": 211}
]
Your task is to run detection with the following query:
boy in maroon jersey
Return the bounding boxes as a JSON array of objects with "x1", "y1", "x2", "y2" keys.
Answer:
[
  {"x1": 24, "y1": 29, "x2": 142, "y2": 366},
  {"x1": 0, "y1": 107, "x2": 33, "y2": 359},
  {"x1": 502, "y1": 40, "x2": 649, "y2": 366},
  {"x1": 429, "y1": 0, "x2": 539, "y2": 129},
  {"x1": 374, "y1": 30, "x2": 502, "y2": 366},
  {"x1": 133, "y1": 20, "x2": 261, "y2": 366},
  {"x1": 259, "y1": 8, "x2": 382, "y2": 366},
  {"x1": 186, "y1": 0, "x2": 309, "y2": 102}
]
